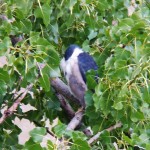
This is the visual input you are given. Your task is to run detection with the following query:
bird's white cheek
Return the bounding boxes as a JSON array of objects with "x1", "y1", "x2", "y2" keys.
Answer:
[{"x1": 65, "y1": 63, "x2": 72, "y2": 82}]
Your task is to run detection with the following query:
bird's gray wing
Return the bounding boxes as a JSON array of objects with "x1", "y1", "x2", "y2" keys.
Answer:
[{"x1": 78, "y1": 52, "x2": 98, "y2": 83}]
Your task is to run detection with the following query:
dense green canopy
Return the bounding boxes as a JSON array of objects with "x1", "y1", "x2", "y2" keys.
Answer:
[{"x1": 0, "y1": 0, "x2": 150, "y2": 149}]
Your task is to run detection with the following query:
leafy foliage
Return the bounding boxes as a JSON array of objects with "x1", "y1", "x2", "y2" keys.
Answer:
[{"x1": 0, "y1": 0, "x2": 150, "y2": 149}]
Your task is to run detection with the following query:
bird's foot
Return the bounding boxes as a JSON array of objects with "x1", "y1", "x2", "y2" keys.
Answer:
[{"x1": 76, "y1": 106, "x2": 85, "y2": 114}]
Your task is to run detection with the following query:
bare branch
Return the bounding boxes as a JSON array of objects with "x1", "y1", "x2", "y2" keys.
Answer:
[
  {"x1": 36, "y1": 62, "x2": 80, "y2": 106},
  {"x1": 56, "y1": 93, "x2": 93, "y2": 136},
  {"x1": 0, "y1": 83, "x2": 33, "y2": 124},
  {"x1": 106, "y1": 122, "x2": 122, "y2": 132},
  {"x1": 50, "y1": 77, "x2": 92, "y2": 135},
  {"x1": 56, "y1": 93, "x2": 75, "y2": 119},
  {"x1": 88, "y1": 122, "x2": 122, "y2": 145},
  {"x1": 51, "y1": 78, "x2": 81, "y2": 106},
  {"x1": 66, "y1": 109, "x2": 84, "y2": 131}
]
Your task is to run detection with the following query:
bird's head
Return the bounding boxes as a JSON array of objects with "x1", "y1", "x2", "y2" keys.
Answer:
[{"x1": 64, "y1": 44, "x2": 83, "y2": 61}]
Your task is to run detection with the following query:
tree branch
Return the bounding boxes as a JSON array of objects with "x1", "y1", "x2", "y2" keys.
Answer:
[
  {"x1": 51, "y1": 78, "x2": 81, "y2": 106},
  {"x1": 56, "y1": 93, "x2": 75, "y2": 119},
  {"x1": 0, "y1": 66, "x2": 89, "y2": 135},
  {"x1": 56, "y1": 93, "x2": 92, "y2": 136},
  {"x1": 0, "y1": 83, "x2": 33, "y2": 124},
  {"x1": 88, "y1": 122, "x2": 122, "y2": 145},
  {"x1": 66, "y1": 110, "x2": 84, "y2": 131},
  {"x1": 106, "y1": 122, "x2": 122, "y2": 132}
]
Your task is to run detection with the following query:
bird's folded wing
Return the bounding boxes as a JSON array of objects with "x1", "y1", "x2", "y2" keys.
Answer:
[{"x1": 78, "y1": 52, "x2": 98, "y2": 83}]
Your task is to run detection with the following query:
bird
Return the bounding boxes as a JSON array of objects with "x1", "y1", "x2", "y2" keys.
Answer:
[{"x1": 60, "y1": 44, "x2": 98, "y2": 108}]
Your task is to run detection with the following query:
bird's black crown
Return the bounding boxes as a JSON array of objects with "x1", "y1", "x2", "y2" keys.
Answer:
[{"x1": 64, "y1": 44, "x2": 80, "y2": 61}]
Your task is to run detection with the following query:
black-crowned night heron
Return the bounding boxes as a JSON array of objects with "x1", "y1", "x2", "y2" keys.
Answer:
[{"x1": 60, "y1": 44, "x2": 98, "y2": 108}]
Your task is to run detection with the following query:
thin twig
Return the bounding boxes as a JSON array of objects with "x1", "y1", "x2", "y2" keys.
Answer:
[
  {"x1": 88, "y1": 122, "x2": 122, "y2": 145},
  {"x1": 0, "y1": 83, "x2": 33, "y2": 124},
  {"x1": 33, "y1": 120, "x2": 56, "y2": 138}
]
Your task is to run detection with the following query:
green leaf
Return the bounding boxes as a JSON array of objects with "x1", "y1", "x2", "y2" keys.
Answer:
[
  {"x1": 114, "y1": 47, "x2": 131, "y2": 60},
  {"x1": 72, "y1": 131, "x2": 87, "y2": 141},
  {"x1": 93, "y1": 94, "x2": 111, "y2": 116},
  {"x1": 0, "y1": 80, "x2": 7, "y2": 101},
  {"x1": 24, "y1": 67, "x2": 37, "y2": 83},
  {"x1": 2, "y1": 21, "x2": 11, "y2": 34},
  {"x1": 70, "y1": 139, "x2": 90, "y2": 150},
  {"x1": 51, "y1": 23, "x2": 59, "y2": 43},
  {"x1": 101, "y1": 130, "x2": 111, "y2": 143},
  {"x1": 40, "y1": 63, "x2": 60, "y2": 78},
  {"x1": 0, "y1": 69, "x2": 10, "y2": 83},
  {"x1": 142, "y1": 87, "x2": 150, "y2": 103},
  {"x1": 12, "y1": 0, "x2": 33, "y2": 17},
  {"x1": 46, "y1": 46, "x2": 60, "y2": 67},
  {"x1": 14, "y1": 8, "x2": 25, "y2": 19},
  {"x1": 34, "y1": 3, "x2": 51, "y2": 26},
  {"x1": 85, "y1": 91, "x2": 93, "y2": 107},
  {"x1": 130, "y1": 111, "x2": 145, "y2": 122},
  {"x1": 113, "y1": 102, "x2": 123, "y2": 110},
  {"x1": 0, "y1": 0, "x2": 150, "y2": 148},
  {"x1": 14, "y1": 57, "x2": 25, "y2": 74},
  {"x1": 30, "y1": 127, "x2": 46, "y2": 143},
  {"x1": 49, "y1": 66, "x2": 61, "y2": 78},
  {"x1": 69, "y1": 0, "x2": 77, "y2": 13},
  {"x1": 123, "y1": 133, "x2": 133, "y2": 145},
  {"x1": 36, "y1": 38, "x2": 50, "y2": 47},
  {"x1": 46, "y1": 98, "x2": 60, "y2": 110},
  {"x1": 88, "y1": 30, "x2": 97, "y2": 40},
  {"x1": 119, "y1": 18, "x2": 134, "y2": 32},
  {"x1": 21, "y1": 19, "x2": 32, "y2": 34},
  {"x1": 82, "y1": 40, "x2": 90, "y2": 52},
  {"x1": 93, "y1": 94, "x2": 101, "y2": 111},
  {"x1": 146, "y1": 144, "x2": 150, "y2": 150},
  {"x1": 86, "y1": 70, "x2": 98, "y2": 90},
  {"x1": 30, "y1": 32, "x2": 40, "y2": 45},
  {"x1": 38, "y1": 74, "x2": 50, "y2": 92},
  {"x1": 47, "y1": 140, "x2": 55, "y2": 150},
  {"x1": 24, "y1": 139, "x2": 43, "y2": 150},
  {"x1": 120, "y1": 18, "x2": 134, "y2": 27},
  {"x1": 53, "y1": 122, "x2": 66, "y2": 137},
  {"x1": 97, "y1": 0, "x2": 109, "y2": 11},
  {"x1": 0, "y1": 37, "x2": 11, "y2": 55}
]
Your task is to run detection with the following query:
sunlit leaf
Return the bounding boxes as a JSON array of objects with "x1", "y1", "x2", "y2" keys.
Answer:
[
  {"x1": 113, "y1": 102, "x2": 123, "y2": 110},
  {"x1": 0, "y1": 37, "x2": 11, "y2": 55},
  {"x1": 53, "y1": 122, "x2": 66, "y2": 137},
  {"x1": 88, "y1": 30, "x2": 97, "y2": 40},
  {"x1": 47, "y1": 140, "x2": 55, "y2": 150},
  {"x1": 30, "y1": 127, "x2": 46, "y2": 143},
  {"x1": 38, "y1": 74, "x2": 50, "y2": 92}
]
